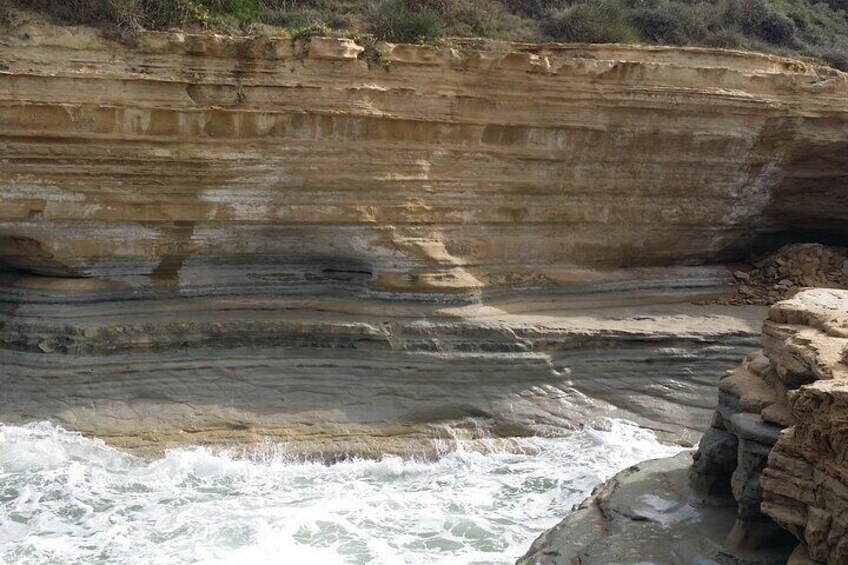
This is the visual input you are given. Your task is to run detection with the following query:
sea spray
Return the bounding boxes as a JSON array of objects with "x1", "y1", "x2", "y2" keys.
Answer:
[{"x1": 0, "y1": 420, "x2": 682, "y2": 565}]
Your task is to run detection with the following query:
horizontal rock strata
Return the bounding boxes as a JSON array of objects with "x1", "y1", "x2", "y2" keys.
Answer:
[
  {"x1": 519, "y1": 290, "x2": 848, "y2": 564},
  {"x1": 690, "y1": 289, "x2": 848, "y2": 564},
  {"x1": 760, "y1": 290, "x2": 848, "y2": 564},
  {"x1": 1, "y1": 18, "x2": 847, "y2": 453},
  {"x1": 0, "y1": 294, "x2": 763, "y2": 455},
  {"x1": 0, "y1": 21, "x2": 846, "y2": 290}
]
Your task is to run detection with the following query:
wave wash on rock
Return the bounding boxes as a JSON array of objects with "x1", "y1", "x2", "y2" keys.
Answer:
[
  {"x1": 0, "y1": 17, "x2": 847, "y2": 456},
  {"x1": 519, "y1": 290, "x2": 848, "y2": 565}
]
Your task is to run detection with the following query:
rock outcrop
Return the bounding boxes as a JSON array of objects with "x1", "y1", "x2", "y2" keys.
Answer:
[
  {"x1": 518, "y1": 452, "x2": 792, "y2": 565},
  {"x1": 693, "y1": 289, "x2": 848, "y2": 563},
  {"x1": 1, "y1": 17, "x2": 847, "y2": 453},
  {"x1": 0, "y1": 20, "x2": 846, "y2": 290},
  {"x1": 0, "y1": 299, "x2": 764, "y2": 456},
  {"x1": 520, "y1": 289, "x2": 848, "y2": 564},
  {"x1": 758, "y1": 290, "x2": 848, "y2": 564}
]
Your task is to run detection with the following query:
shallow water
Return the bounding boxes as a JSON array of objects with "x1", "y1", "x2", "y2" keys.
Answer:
[{"x1": 0, "y1": 420, "x2": 681, "y2": 565}]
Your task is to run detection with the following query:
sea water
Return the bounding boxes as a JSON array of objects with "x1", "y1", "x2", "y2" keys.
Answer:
[{"x1": 0, "y1": 420, "x2": 681, "y2": 565}]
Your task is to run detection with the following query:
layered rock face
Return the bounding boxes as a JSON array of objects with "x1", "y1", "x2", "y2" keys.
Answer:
[
  {"x1": 760, "y1": 291, "x2": 848, "y2": 564},
  {"x1": 1, "y1": 19, "x2": 847, "y2": 453},
  {"x1": 0, "y1": 22, "x2": 846, "y2": 289},
  {"x1": 0, "y1": 299, "x2": 764, "y2": 455},
  {"x1": 519, "y1": 289, "x2": 848, "y2": 565},
  {"x1": 691, "y1": 289, "x2": 848, "y2": 564}
]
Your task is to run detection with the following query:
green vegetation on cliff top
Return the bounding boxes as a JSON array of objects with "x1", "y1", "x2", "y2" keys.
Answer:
[{"x1": 1, "y1": 0, "x2": 846, "y2": 69}]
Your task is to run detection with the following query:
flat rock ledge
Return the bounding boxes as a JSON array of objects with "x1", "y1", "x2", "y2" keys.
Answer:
[{"x1": 518, "y1": 451, "x2": 794, "y2": 565}]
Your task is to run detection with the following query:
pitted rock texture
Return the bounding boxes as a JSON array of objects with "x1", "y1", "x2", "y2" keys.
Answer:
[
  {"x1": 0, "y1": 22, "x2": 846, "y2": 292},
  {"x1": 691, "y1": 289, "x2": 848, "y2": 564}
]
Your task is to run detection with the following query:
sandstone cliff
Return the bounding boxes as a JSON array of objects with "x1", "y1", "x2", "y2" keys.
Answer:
[
  {"x1": 1, "y1": 19, "x2": 847, "y2": 454},
  {"x1": 1, "y1": 20, "x2": 847, "y2": 290},
  {"x1": 519, "y1": 289, "x2": 848, "y2": 564},
  {"x1": 688, "y1": 289, "x2": 848, "y2": 564}
]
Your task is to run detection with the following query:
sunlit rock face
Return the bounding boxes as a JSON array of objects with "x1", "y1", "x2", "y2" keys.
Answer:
[
  {"x1": 759, "y1": 290, "x2": 848, "y2": 565},
  {"x1": 690, "y1": 289, "x2": 848, "y2": 564},
  {"x1": 0, "y1": 20, "x2": 846, "y2": 453},
  {"x1": 0, "y1": 24, "x2": 846, "y2": 290}
]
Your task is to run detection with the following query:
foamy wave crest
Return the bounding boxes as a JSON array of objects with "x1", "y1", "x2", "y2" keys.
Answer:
[{"x1": 0, "y1": 420, "x2": 682, "y2": 565}]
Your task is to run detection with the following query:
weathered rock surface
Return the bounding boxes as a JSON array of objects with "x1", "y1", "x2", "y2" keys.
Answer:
[
  {"x1": 1, "y1": 19, "x2": 847, "y2": 454},
  {"x1": 692, "y1": 289, "x2": 848, "y2": 564},
  {"x1": 519, "y1": 289, "x2": 848, "y2": 565},
  {"x1": 518, "y1": 451, "x2": 794, "y2": 565},
  {"x1": 759, "y1": 290, "x2": 848, "y2": 564},
  {"x1": 0, "y1": 296, "x2": 763, "y2": 456},
  {"x1": 0, "y1": 20, "x2": 846, "y2": 289}
]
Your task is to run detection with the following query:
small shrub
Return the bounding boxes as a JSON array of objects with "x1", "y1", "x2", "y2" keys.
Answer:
[
  {"x1": 22, "y1": 0, "x2": 108, "y2": 25},
  {"x1": 0, "y1": 0, "x2": 13, "y2": 24},
  {"x1": 354, "y1": 32, "x2": 391, "y2": 70},
  {"x1": 820, "y1": 0, "x2": 848, "y2": 11},
  {"x1": 818, "y1": 42, "x2": 848, "y2": 71},
  {"x1": 700, "y1": 27, "x2": 743, "y2": 49},
  {"x1": 631, "y1": 5, "x2": 686, "y2": 44},
  {"x1": 543, "y1": 1, "x2": 638, "y2": 43},
  {"x1": 17, "y1": 0, "x2": 194, "y2": 29},
  {"x1": 737, "y1": 0, "x2": 797, "y2": 47},
  {"x1": 126, "y1": 0, "x2": 193, "y2": 29},
  {"x1": 367, "y1": 0, "x2": 444, "y2": 43},
  {"x1": 289, "y1": 21, "x2": 328, "y2": 41},
  {"x1": 499, "y1": 0, "x2": 557, "y2": 19},
  {"x1": 199, "y1": 0, "x2": 258, "y2": 22}
]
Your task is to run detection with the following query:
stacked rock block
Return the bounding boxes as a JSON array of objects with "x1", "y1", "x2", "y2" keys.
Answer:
[
  {"x1": 691, "y1": 349, "x2": 791, "y2": 549},
  {"x1": 760, "y1": 290, "x2": 848, "y2": 565},
  {"x1": 692, "y1": 289, "x2": 848, "y2": 564}
]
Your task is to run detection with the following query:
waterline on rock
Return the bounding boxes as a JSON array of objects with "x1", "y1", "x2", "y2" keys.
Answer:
[{"x1": 0, "y1": 420, "x2": 682, "y2": 565}]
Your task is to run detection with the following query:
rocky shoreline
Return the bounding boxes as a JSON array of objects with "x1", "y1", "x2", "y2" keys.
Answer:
[
  {"x1": 0, "y1": 16, "x2": 847, "y2": 563},
  {"x1": 520, "y1": 289, "x2": 848, "y2": 565}
]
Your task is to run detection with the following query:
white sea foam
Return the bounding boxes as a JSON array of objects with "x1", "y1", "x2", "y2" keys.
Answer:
[{"x1": 0, "y1": 420, "x2": 682, "y2": 565}]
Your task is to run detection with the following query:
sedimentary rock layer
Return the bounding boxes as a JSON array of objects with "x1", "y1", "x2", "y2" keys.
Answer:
[
  {"x1": 759, "y1": 290, "x2": 848, "y2": 565},
  {"x1": 0, "y1": 21, "x2": 846, "y2": 292},
  {"x1": 1, "y1": 19, "x2": 846, "y2": 452},
  {"x1": 520, "y1": 290, "x2": 848, "y2": 565},
  {"x1": 690, "y1": 289, "x2": 848, "y2": 564},
  {"x1": 0, "y1": 291, "x2": 763, "y2": 455}
]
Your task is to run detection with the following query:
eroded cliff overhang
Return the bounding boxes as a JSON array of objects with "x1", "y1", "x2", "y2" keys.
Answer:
[{"x1": 0, "y1": 22, "x2": 846, "y2": 296}]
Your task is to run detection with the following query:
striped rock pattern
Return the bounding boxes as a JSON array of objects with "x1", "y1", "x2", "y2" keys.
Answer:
[{"x1": 0, "y1": 20, "x2": 846, "y2": 454}]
